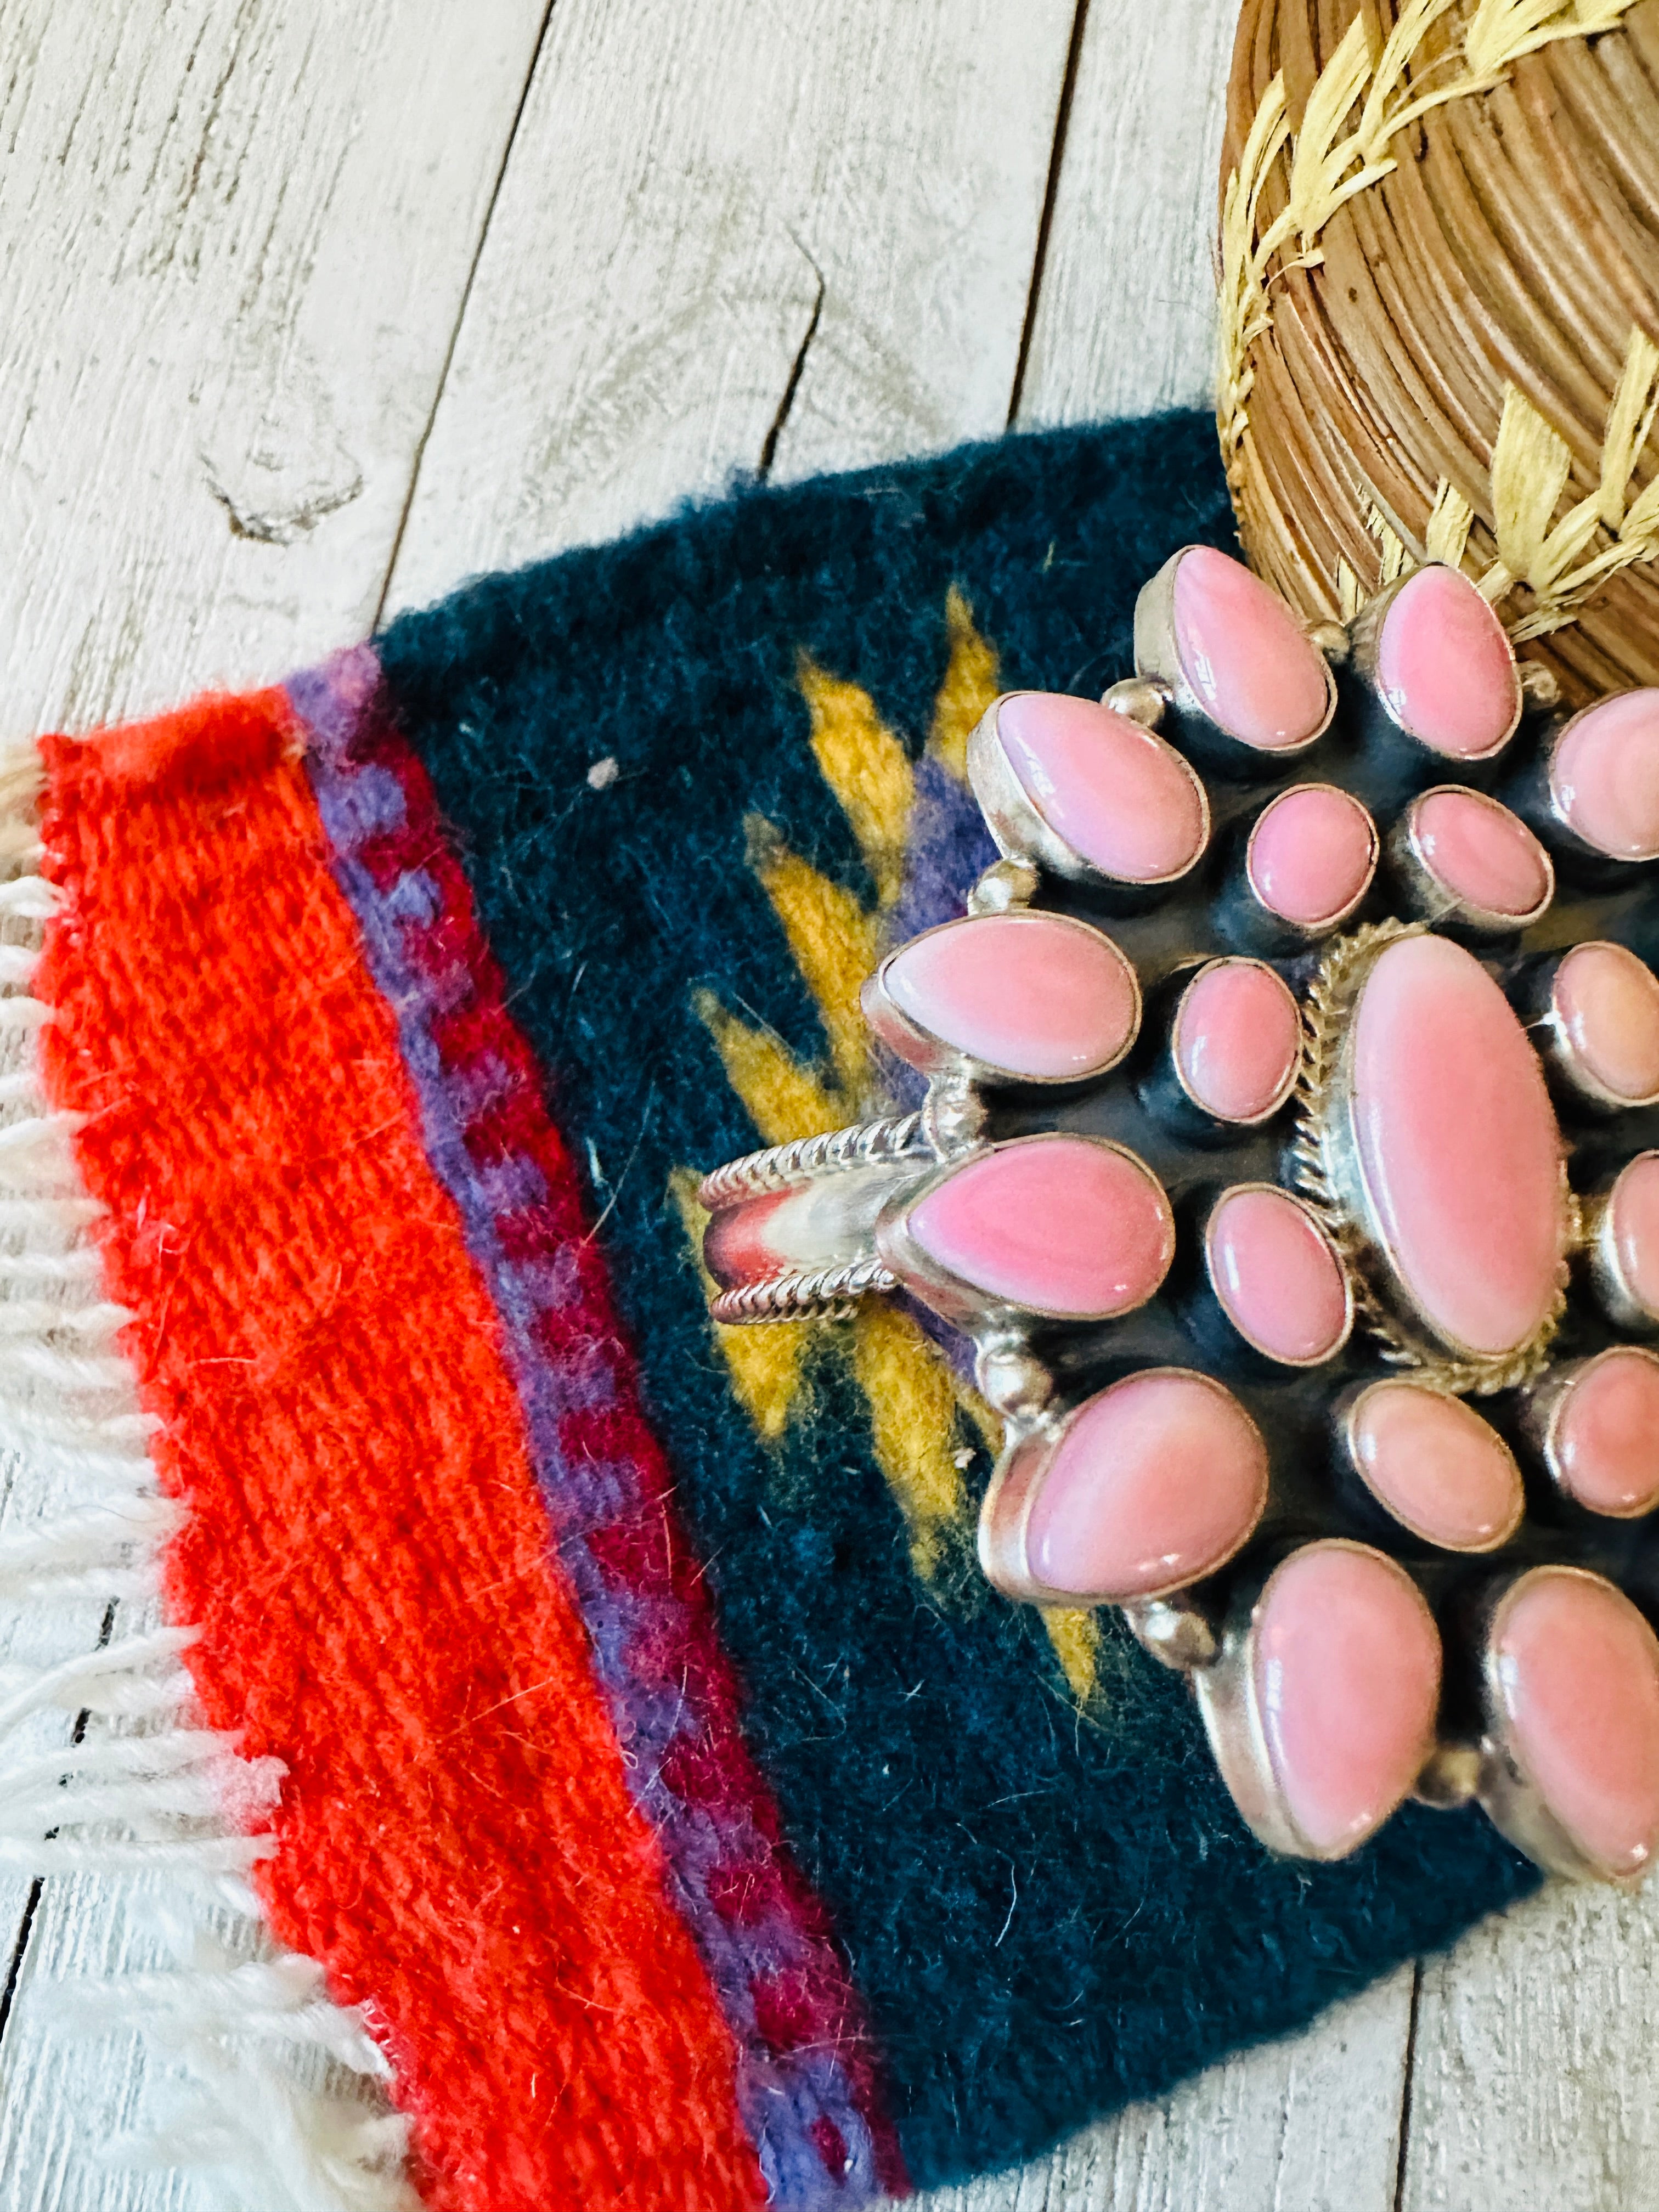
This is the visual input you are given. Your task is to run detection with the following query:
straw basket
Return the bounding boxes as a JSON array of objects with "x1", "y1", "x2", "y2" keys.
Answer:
[{"x1": 1220, "y1": 0, "x2": 1659, "y2": 702}]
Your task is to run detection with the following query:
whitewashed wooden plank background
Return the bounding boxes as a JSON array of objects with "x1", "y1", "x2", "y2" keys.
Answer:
[{"x1": 0, "y1": 2, "x2": 1650, "y2": 2208}]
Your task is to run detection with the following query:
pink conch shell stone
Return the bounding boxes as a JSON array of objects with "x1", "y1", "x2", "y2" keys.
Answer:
[
  {"x1": 1550, "y1": 690, "x2": 1659, "y2": 861},
  {"x1": 877, "y1": 912, "x2": 1138, "y2": 1080},
  {"x1": 902, "y1": 1137, "x2": 1173, "y2": 1317},
  {"x1": 1170, "y1": 546, "x2": 1333, "y2": 750},
  {"x1": 1491, "y1": 1568, "x2": 1659, "y2": 1877},
  {"x1": 1023, "y1": 1369, "x2": 1268, "y2": 1600},
  {"x1": 1549, "y1": 1348, "x2": 1659, "y2": 1517},
  {"x1": 1554, "y1": 942, "x2": 1659, "y2": 1105},
  {"x1": 1350, "y1": 934, "x2": 1565, "y2": 1357},
  {"x1": 1348, "y1": 1381, "x2": 1523, "y2": 1551},
  {"x1": 1409, "y1": 788, "x2": 1550, "y2": 919},
  {"x1": 1609, "y1": 1151, "x2": 1659, "y2": 1320},
  {"x1": 1374, "y1": 566, "x2": 1521, "y2": 759},
  {"x1": 994, "y1": 693, "x2": 1207, "y2": 882},
  {"x1": 1173, "y1": 960, "x2": 1301, "y2": 1122},
  {"x1": 1248, "y1": 785, "x2": 1376, "y2": 927},
  {"x1": 1206, "y1": 1187, "x2": 1350, "y2": 1364},
  {"x1": 1254, "y1": 1543, "x2": 1442, "y2": 1855}
]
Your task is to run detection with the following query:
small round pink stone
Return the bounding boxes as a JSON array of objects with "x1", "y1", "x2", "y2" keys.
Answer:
[
  {"x1": 1207, "y1": 1187, "x2": 1350, "y2": 1364},
  {"x1": 1410, "y1": 787, "x2": 1550, "y2": 919},
  {"x1": 1348, "y1": 1381, "x2": 1523, "y2": 1551},
  {"x1": 1375, "y1": 566, "x2": 1521, "y2": 759},
  {"x1": 1492, "y1": 1569, "x2": 1659, "y2": 1877},
  {"x1": 903, "y1": 1137, "x2": 1173, "y2": 1318},
  {"x1": 1254, "y1": 1543, "x2": 1442, "y2": 1855},
  {"x1": 1554, "y1": 942, "x2": 1659, "y2": 1104},
  {"x1": 995, "y1": 693, "x2": 1207, "y2": 882},
  {"x1": 1610, "y1": 1151, "x2": 1659, "y2": 1320},
  {"x1": 879, "y1": 913, "x2": 1137, "y2": 1080},
  {"x1": 1170, "y1": 546, "x2": 1333, "y2": 750},
  {"x1": 1173, "y1": 960, "x2": 1301, "y2": 1121},
  {"x1": 1024, "y1": 1369, "x2": 1268, "y2": 1600},
  {"x1": 1550, "y1": 690, "x2": 1659, "y2": 861},
  {"x1": 1248, "y1": 785, "x2": 1376, "y2": 927},
  {"x1": 1351, "y1": 934, "x2": 1565, "y2": 1357},
  {"x1": 1550, "y1": 1348, "x2": 1659, "y2": 1517}
]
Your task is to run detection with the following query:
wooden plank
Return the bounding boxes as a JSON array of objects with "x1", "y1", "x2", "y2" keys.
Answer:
[
  {"x1": 911, "y1": 1970, "x2": 1415, "y2": 2212},
  {"x1": 0, "y1": 4, "x2": 552, "y2": 2206},
  {"x1": 0, "y1": 0, "x2": 549, "y2": 741},
  {"x1": 1401, "y1": 1877, "x2": 1659, "y2": 2212},
  {"x1": 1014, "y1": 0, "x2": 1238, "y2": 430},
  {"x1": 381, "y1": 0, "x2": 1079, "y2": 616}
]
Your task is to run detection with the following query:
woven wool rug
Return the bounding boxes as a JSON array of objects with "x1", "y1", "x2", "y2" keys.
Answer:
[{"x1": 0, "y1": 412, "x2": 1538, "y2": 2212}]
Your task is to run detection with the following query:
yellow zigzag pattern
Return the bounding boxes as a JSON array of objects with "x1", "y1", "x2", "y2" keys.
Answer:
[{"x1": 675, "y1": 589, "x2": 1101, "y2": 1700}]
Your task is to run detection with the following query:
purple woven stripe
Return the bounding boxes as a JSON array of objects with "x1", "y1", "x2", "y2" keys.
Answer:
[{"x1": 289, "y1": 647, "x2": 896, "y2": 2209}]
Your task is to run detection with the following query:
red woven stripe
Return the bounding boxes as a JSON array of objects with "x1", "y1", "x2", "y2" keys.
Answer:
[{"x1": 36, "y1": 692, "x2": 768, "y2": 2212}]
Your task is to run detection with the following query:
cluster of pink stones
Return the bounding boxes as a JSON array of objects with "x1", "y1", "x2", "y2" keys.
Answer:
[{"x1": 873, "y1": 544, "x2": 1659, "y2": 1877}]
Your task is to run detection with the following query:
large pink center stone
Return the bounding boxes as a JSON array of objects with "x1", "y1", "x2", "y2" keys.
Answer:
[
  {"x1": 1254, "y1": 1543, "x2": 1442, "y2": 1855},
  {"x1": 1375, "y1": 566, "x2": 1520, "y2": 759},
  {"x1": 1170, "y1": 545, "x2": 1333, "y2": 750},
  {"x1": 1492, "y1": 1568, "x2": 1659, "y2": 1878},
  {"x1": 1348, "y1": 934, "x2": 1565, "y2": 1357},
  {"x1": 995, "y1": 693, "x2": 1207, "y2": 882},
  {"x1": 1023, "y1": 1369, "x2": 1268, "y2": 1601},
  {"x1": 879, "y1": 912, "x2": 1138, "y2": 1081},
  {"x1": 903, "y1": 1136, "x2": 1174, "y2": 1318}
]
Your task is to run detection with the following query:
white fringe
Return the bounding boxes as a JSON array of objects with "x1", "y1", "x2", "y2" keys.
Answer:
[{"x1": 0, "y1": 735, "x2": 417, "y2": 2211}]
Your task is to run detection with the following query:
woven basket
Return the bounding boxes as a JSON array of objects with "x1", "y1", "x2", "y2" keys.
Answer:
[{"x1": 1220, "y1": 0, "x2": 1659, "y2": 703}]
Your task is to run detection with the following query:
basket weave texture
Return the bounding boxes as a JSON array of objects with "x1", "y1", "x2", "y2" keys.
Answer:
[{"x1": 1221, "y1": 0, "x2": 1659, "y2": 702}]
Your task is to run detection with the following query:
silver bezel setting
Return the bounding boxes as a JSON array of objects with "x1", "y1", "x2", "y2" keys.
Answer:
[
  {"x1": 1194, "y1": 1537, "x2": 1442, "y2": 1862},
  {"x1": 1132, "y1": 545, "x2": 1336, "y2": 761},
  {"x1": 861, "y1": 910, "x2": 1142, "y2": 1088},
  {"x1": 1387, "y1": 784, "x2": 1555, "y2": 934},
  {"x1": 964, "y1": 692, "x2": 1211, "y2": 891}
]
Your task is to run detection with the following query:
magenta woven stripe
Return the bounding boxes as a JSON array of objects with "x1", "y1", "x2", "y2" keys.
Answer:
[{"x1": 286, "y1": 647, "x2": 907, "y2": 2209}]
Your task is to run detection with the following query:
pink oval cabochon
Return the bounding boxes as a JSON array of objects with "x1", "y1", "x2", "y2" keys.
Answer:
[
  {"x1": 1550, "y1": 690, "x2": 1659, "y2": 861},
  {"x1": 1170, "y1": 546, "x2": 1333, "y2": 749},
  {"x1": 879, "y1": 912, "x2": 1137, "y2": 1080},
  {"x1": 904, "y1": 1138, "x2": 1174, "y2": 1316},
  {"x1": 1207, "y1": 1187, "x2": 1348, "y2": 1363},
  {"x1": 1255, "y1": 1544, "x2": 1441, "y2": 1854},
  {"x1": 1350, "y1": 934, "x2": 1565, "y2": 1356},
  {"x1": 1375, "y1": 566, "x2": 1519, "y2": 758},
  {"x1": 1494, "y1": 1570, "x2": 1659, "y2": 1876},
  {"x1": 1350, "y1": 1381, "x2": 1522, "y2": 1550},
  {"x1": 1411, "y1": 788, "x2": 1549, "y2": 917},
  {"x1": 995, "y1": 692, "x2": 1206, "y2": 881},
  {"x1": 1175, "y1": 960, "x2": 1301, "y2": 1121},
  {"x1": 1024, "y1": 1369, "x2": 1268, "y2": 1600}
]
